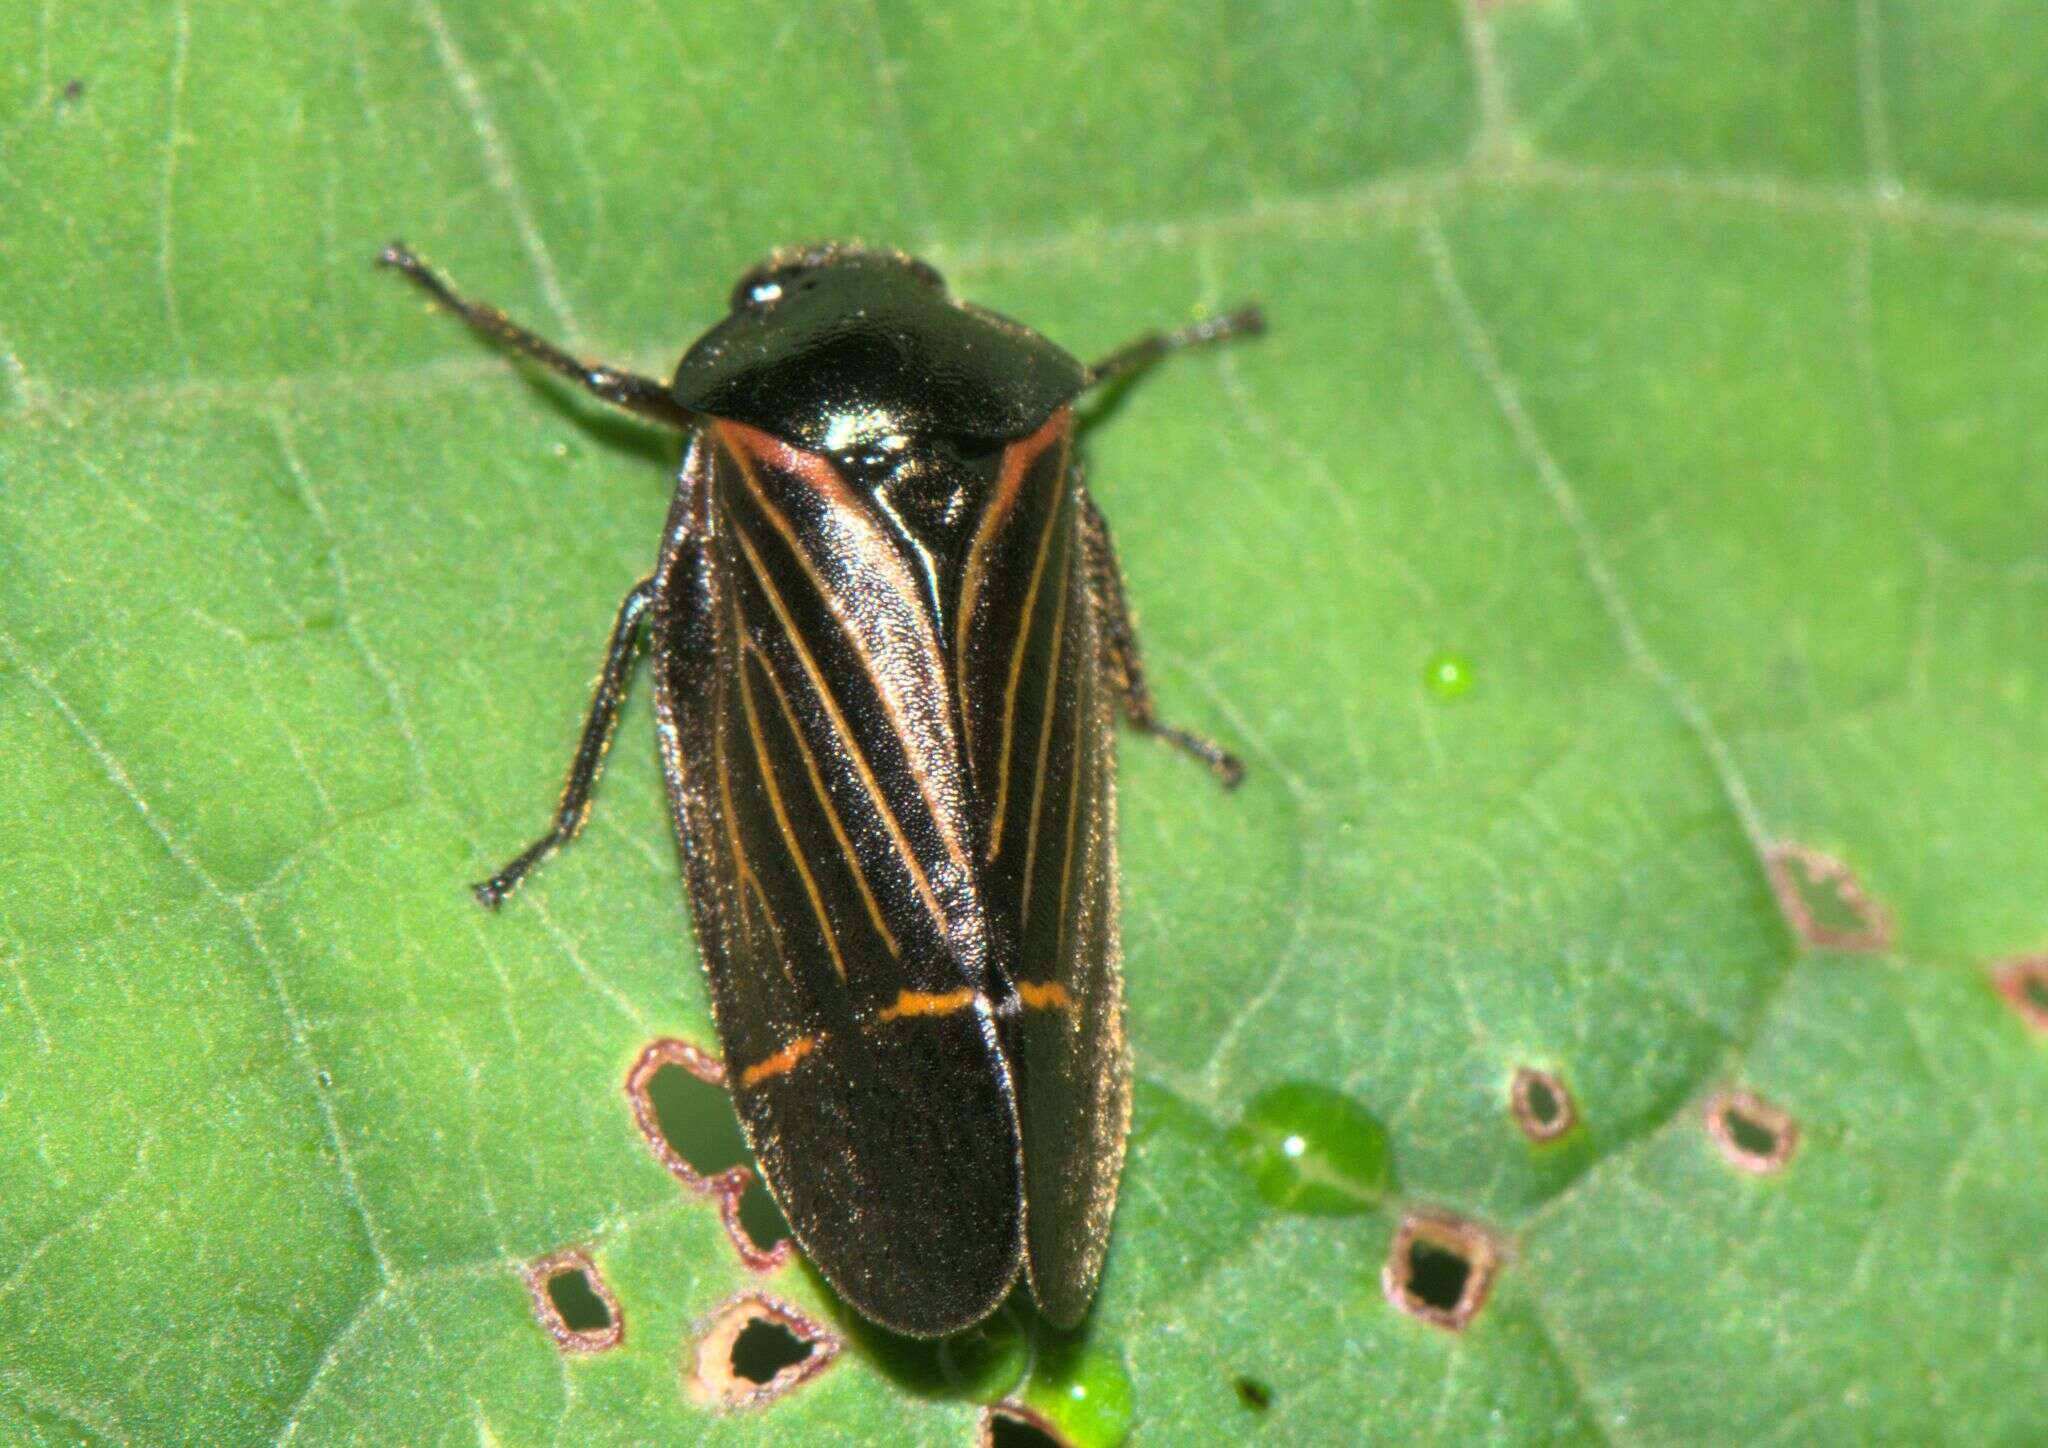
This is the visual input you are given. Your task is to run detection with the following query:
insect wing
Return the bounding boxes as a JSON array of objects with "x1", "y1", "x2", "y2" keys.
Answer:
[
  {"x1": 650, "y1": 425, "x2": 1027, "y2": 1338},
  {"x1": 955, "y1": 409, "x2": 1131, "y2": 1326}
]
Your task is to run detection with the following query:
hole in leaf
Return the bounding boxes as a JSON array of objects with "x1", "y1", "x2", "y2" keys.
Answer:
[
  {"x1": 1510, "y1": 1067, "x2": 1576, "y2": 1142},
  {"x1": 687, "y1": 1294, "x2": 838, "y2": 1409},
  {"x1": 1383, "y1": 1211, "x2": 1500, "y2": 1332},
  {"x1": 1234, "y1": 1375, "x2": 1273, "y2": 1411},
  {"x1": 1704, "y1": 1090, "x2": 1798, "y2": 1174},
  {"x1": 627, "y1": 1038, "x2": 792, "y2": 1271},
  {"x1": 730, "y1": 1316, "x2": 813, "y2": 1384},
  {"x1": 732, "y1": 1175, "x2": 792, "y2": 1257},
  {"x1": 1993, "y1": 957, "x2": 2048, "y2": 1033},
  {"x1": 627, "y1": 1038, "x2": 736, "y2": 1187},
  {"x1": 1408, "y1": 1241, "x2": 1471, "y2": 1310},
  {"x1": 546, "y1": 1267, "x2": 613, "y2": 1333},
  {"x1": 646, "y1": 1057, "x2": 753, "y2": 1175},
  {"x1": 523, "y1": 1249, "x2": 623, "y2": 1353},
  {"x1": 981, "y1": 1404, "x2": 1070, "y2": 1448},
  {"x1": 1726, "y1": 1111, "x2": 1777, "y2": 1157},
  {"x1": 1764, "y1": 842, "x2": 1892, "y2": 952}
]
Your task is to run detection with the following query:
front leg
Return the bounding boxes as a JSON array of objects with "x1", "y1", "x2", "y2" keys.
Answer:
[
  {"x1": 1078, "y1": 489, "x2": 1244, "y2": 788},
  {"x1": 474, "y1": 577, "x2": 658, "y2": 907},
  {"x1": 379, "y1": 242, "x2": 694, "y2": 430},
  {"x1": 1083, "y1": 304, "x2": 1265, "y2": 391}
]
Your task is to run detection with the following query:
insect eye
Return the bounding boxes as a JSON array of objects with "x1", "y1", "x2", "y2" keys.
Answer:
[{"x1": 731, "y1": 269, "x2": 792, "y2": 312}]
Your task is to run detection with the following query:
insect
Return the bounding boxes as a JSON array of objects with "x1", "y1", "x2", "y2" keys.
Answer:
[{"x1": 380, "y1": 239, "x2": 1261, "y2": 1336}]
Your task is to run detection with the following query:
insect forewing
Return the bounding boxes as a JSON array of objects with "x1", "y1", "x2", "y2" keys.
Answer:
[
  {"x1": 955, "y1": 409, "x2": 1131, "y2": 1326},
  {"x1": 651, "y1": 426, "x2": 1027, "y2": 1338}
]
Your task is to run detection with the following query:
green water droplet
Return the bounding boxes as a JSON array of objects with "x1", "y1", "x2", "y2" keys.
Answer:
[
  {"x1": 1229, "y1": 1082, "x2": 1391, "y2": 1214},
  {"x1": 1020, "y1": 1343, "x2": 1134, "y2": 1448},
  {"x1": 1425, "y1": 651, "x2": 1474, "y2": 698}
]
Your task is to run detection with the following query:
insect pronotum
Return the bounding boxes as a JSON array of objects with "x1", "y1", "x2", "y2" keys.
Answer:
[{"x1": 381, "y1": 239, "x2": 1261, "y2": 1336}]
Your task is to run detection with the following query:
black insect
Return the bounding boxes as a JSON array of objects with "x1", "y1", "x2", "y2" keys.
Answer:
[{"x1": 381, "y1": 239, "x2": 1260, "y2": 1336}]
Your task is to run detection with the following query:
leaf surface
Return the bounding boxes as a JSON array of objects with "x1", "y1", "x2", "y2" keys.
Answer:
[{"x1": 2, "y1": 1, "x2": 2044, "y2": 1442}]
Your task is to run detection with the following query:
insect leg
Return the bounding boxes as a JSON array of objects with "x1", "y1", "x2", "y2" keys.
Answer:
[
  {"x1": 474, "y1": 577, "x2": 658, "y2": 908},
  {"x1": 378, "y1": 241, "x2": 694, "y2": 429},
  {"x1": 1077, "y1": 488, "x2": 1244, "y2": 788},
  {"x1": 1082, "y1": 303, "x2": 1265, "y2": 391}
]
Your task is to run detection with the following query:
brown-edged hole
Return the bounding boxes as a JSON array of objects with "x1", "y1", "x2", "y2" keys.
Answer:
[
  {"x1": 546, "y1": 1266, "x2": 613, "y2": 1333},
  {"x1": 1408, "y1": 1240, "x2": 1472, "y2": 1311},
  {"x1": 730, "y1": 1316, "x2": 813, "y2": 1384},
  {"x1": 1705, "y1": 1090, "x2": 1798, "y2": 1174},
  {"x1": 688, "y1": 1294, "x2": 839, "y2": 1409},
  {"x1": 643, "y1": 1055, "x2": 792, "y2": 1252},
  {"x1": 1383, "y1": 1211, "x2": 1500, "y2": 1331},
  {"x1": 524, "y1": 1249, "x2": 623, "y2": 1353},
  {"x1": 1994, "y1": 957, "x2": 2048, "y2": 1032},
  {"x1": 981, "y1": 1405, "x2": 1068, "y2": 1448},
  {"x1": 1764, "y1": 842, "x2": 1891, "y2": 952},
  {"x1": 733, "y1": 1177, "x2": 791, "y2": 1257},
  {"x1": 627, "y1": 1040, "x2": 793, "y2": 1269},
  {"x1": 1511, "y1": 1067, "x2": 1576, "y2": 1142},
  {"x1": 1728, "y1": 1111, "x2": 1776, "y2": 1157},
  {"x1": 643, "y1": 1054, "x2": 750, "y2": 1180}
]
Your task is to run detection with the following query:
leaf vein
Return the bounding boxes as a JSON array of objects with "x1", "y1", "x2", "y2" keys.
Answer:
[
  {"x1": 1416, "y1": 215, "x2": 1772, "y2": 856},
  {"x1": 414, "y1": 0, "x2": 579, "y2": 336},
  {"x1": 0, "y1": 625, "x2": 396, "y2": 1283},
  {"x1": 157, "y1": 0, "x2": 193, "y2": 376},
  {"x1": 267, "y1": 414, "x2": 651, "y2": 1031}
]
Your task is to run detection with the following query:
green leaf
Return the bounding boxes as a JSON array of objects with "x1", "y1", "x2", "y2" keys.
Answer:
[{"x1": 3, "y1": 1, "x2": 2045, "y2": 1443}]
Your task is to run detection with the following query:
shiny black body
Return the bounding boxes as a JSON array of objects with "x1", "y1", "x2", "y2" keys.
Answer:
[
  {"x1": 676, "y1": 245, "x2": 1083, "y2": 450},
  {"x1": 379, "y1": 239, "x2": 1259, "y2": 1337}
]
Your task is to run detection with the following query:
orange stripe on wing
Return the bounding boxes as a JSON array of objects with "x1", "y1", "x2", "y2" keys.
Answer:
[
  {"x1": 717, "y1": 420, "x2": 974, "y2": 880},
  {"x1": 1016, "y1": 520, "x2": 1078, "y2": 916},
  {"x1": 726, "y1": 517, "x2": 949, "y2": 937},
  {"x1": 739, "y1": 1033, "x2": 821, "y2": 1088},
  {"x1": 956, "y1": 409, "x2": 1072, "y2": 766},
  {"x1": 744, "y1": 635, "x2": 902, "y2": 960},
  {"x1": 876, "y1": 987, "x2": 979, "y2": 1022},
  {"x1": 736, "y1": 646, "x2": 850, "y2": 983},
  {"x1": 1015, "y1": 980, "x2": 1075, "y2": 1012},
  {"x1": 1050, "y1": 654, "x2": 1091, "y2": 957},
  {"x1": 986, "y1": 418, "x2": 1076, "y2": 862},
  {"x1": 715, "y1": 610, "x2": 788, "y2": 973}
]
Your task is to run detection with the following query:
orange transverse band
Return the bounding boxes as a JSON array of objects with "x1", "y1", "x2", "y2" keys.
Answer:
[
  {"x1": 740, "y1": 1033, "x2": 820, "y2": 1087},
  {"x1": 1015, "y1": 980, "x2": 1074, "y2": 1011},
  {"x1": 877, "y1": 988, "x2": 978, "y2": 1022}
]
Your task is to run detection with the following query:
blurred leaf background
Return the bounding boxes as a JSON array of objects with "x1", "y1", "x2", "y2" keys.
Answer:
[{"x1": 2, "y1": 1, "x2": 2045, "y2": 1443}]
